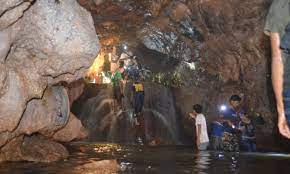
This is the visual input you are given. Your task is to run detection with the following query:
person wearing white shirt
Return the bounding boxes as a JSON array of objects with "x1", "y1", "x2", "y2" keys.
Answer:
[{"x1": 189, "y1": 104, "x2": 210, "y2": 150}]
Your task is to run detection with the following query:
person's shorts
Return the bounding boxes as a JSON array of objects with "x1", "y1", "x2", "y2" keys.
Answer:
[
  {"x1": 198, "y1": 142, "x2": 209, "y2": 151},
  {"x1": 283, "y1": 89, "x2": 290, "y2": 124}
]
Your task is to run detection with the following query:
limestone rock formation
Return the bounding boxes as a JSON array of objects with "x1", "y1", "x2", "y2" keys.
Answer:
[
  {"x1": 53, "y1": 113, "x2": 88, "y2": 142},
  {"x1": 0, "y1": 0, "x2": 99, "y2": 162},
  {"x1": 0, "y1": 135, "x2": 69, "y2": 163}
]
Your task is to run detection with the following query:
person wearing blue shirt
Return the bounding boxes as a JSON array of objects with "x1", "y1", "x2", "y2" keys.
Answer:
[{"x1": 211, "y1": 95, "x2": 242, "y2": 151}]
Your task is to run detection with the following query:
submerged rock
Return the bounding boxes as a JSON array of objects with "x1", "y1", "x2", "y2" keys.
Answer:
[
  {"x1": 0, "y1": 135, "x2": 68, "y2": 163},
  {"x1": 75, "y1": 160, "x2": 120, "y2": 174}
]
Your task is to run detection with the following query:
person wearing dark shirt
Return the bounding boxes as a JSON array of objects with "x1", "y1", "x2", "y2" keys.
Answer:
[
  {"x1": 210, "y1": 121, "x2": 224, "y2": 150},
  {"x1": 238, "y1": 113, "x2": 256, "y2": 152},
  {"x1": 220, "y1": 95, "x2": 243, "y2": 129}
]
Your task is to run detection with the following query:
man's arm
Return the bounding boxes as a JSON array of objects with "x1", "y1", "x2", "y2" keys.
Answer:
[
  {"x1": 270, "y1": 32, "x2": 290, "y2": 139},
  {"x1": 196, "y1": 124, "x2": 201, "y2": 146},
  {"x1": 217, "y1": 114, "x2": 232, "y2": 125}
]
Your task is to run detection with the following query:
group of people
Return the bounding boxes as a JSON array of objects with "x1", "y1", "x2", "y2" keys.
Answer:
[
  {"x1": 110, "y1": 59, "x2": 146, "y2": 144},
  {"x1": 189, "y1": 95, "x2": 256, "y2": 152},
  {"x1": 106, "y1": 0, "x2": 290, "y2": 148},
  {"x1": 189, "y1": 0, "x2": 290, "y2": 151}
]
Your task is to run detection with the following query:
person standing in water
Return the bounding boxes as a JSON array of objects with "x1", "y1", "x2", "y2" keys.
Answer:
[
  {"x1": 132, "y1": 75, "x2": 145, "y2": 144},
  {"x1": 189, "y1": 104, "x2": 209, "y2": 151},
  {"x1": 111, "y1": 60, "x2": 125, "y2": 110},
  {"x1": 238, "y1": 112, "x2": 256, "y2": 152}
]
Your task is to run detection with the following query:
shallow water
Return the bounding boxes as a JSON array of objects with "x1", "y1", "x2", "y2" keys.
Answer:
[{"x1": 1, "y1": 142, "x2": 290, "y2": 174}]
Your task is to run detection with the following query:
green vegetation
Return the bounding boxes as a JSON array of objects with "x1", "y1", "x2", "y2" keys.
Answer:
[{"x1": 151, "y1": 71, "x2": 183, "y2": 88}]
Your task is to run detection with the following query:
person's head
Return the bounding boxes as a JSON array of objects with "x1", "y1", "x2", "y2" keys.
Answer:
[
  {"x1": 241, "y1": 114, "x2": 250, "y2": 123},
  {"x1": 193, "y1": 104, "x2": 203, "y2": 114},
  {"x1": 229, "y1": 94, "x2": 241, "y2": 108}
]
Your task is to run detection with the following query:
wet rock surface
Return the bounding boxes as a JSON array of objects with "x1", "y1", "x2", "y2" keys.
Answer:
[
  {"x1": 0, "y1": 0, "x2": 99, "y2": 162},
  {"x1": 77, "y1": 0, "x2": 285, "y2": 149},
  {"x1": 53, "y1": 113, "x2": 88, "y2": 142},
  {"x1": 75, "y1": 159, "x2": 120, "y2": 174},
  {"x1": 72, "y1": 82, "x2": 181, "y2": 145},
  {"x1": 0, "y1": 0, "x2": 286, "y2": 162},
  {"x1": 0, "y1": 135, "x2": 69, "y2": 163}
]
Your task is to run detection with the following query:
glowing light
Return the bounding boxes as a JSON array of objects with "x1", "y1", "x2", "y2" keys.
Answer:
[
  {"x1": 87, "y1": 50, "x2": 113, "y2": 84},
  {"x1": 123, "y1": 45, "x2": 128, "y2": 50},
  {"x1": 220, "y1": 105, "x2": 227, "y2": 112},
  {"x1": 183, "y1": 61, "x2": 196, "y2": 70},
  {"x1": 108, "y1": 53, "x2": 112, "y2": 61}
]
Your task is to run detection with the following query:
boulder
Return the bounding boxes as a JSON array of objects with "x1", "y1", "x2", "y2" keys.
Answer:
[
  {"x1": 75, "y1": 160, "x2": 120, "y2": 174},
  {"x1": 53, "y1": 113, "x2": 88, "y2": 142},
  {"x1": 0, "y1": 135, "x2": 68, "y2": 163},
  {"x1": 0, "y1": 0, "x2": 99, "y2": 162}
]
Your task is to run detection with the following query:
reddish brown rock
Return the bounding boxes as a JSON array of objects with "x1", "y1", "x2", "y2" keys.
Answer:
[
  {"x1": 21, "y1": 135, "x2": 69, "y2": 163},
  {"x1": 0, "y1": 135, "x2": 68, "y2": 163},
  {"x1": 15, "y1": 86, "x2": 70, "y2": 137},
  {"x1": 75, "y1": 160, "x2": 120, "y2": 174},
  {"x1": 0, "y1": 0, "x2": 99, "y2": 162},
  {"x1": 53, "y1": 113, "x2": 88, "y2": 142},
  {"x1": 0, "y1": 0, "x2": 99, "y2": 133},
  {"x1": 68, "y1": 79, "x2": 86, "y2": 107}
]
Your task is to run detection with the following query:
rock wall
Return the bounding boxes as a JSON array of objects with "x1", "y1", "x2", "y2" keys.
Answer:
[
  {"x1": 0, "y1": 0, "x2": 99, "y2": 162},
  {"x1": 78, "y1": 0, "x2": 283, "y2": 149}
]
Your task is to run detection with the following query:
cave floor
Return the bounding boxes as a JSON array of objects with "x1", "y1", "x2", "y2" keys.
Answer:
[{"x1": 0, "y1": 142, "x2": 290, "y2": 174}]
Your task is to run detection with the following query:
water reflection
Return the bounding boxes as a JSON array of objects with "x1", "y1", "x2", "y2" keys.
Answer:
[
  {"x1": 0, "y1": 143, "x2": 290, "y2": 174},
  {"x1": 194, "y1": 151, "x2": 211, "y2": 174}
]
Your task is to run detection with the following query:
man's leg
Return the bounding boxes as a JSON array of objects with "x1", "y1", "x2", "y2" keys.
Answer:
[
  {"x1": 198, "y1": 142, "x2": 209, "y2": 151},
  {"x1": 240, "y1": 139, "x2": 250, "y2": 152},
  {"x1": 249, "y1": 141, "x2": 257, "y2": 152},
  {"x1": 136, "y1": 113, "x2": 145, "y2": 144},
  {"x1": 210, "y1": 136, "x2": 220, "y2": 150},
  {"x1": 218, "y1": 136, "x2": 223, "y2": 151},
  {"x1": 210, "y1": 136, "x2": 216, "y2": 150}
]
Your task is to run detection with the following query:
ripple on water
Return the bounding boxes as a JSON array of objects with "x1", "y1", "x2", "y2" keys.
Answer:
[{"x1": 0, "y1": 143, "x2": 290, "y2": 174}]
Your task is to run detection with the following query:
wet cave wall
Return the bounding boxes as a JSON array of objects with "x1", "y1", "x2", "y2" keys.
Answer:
[
  {"x1": 0, "y1": 0, "x2": 99, "y2": 162},
  {"x1": 71, "y1": 81, "x2": 183, "y2": 145},
  {"x1": 0, "y1": 0, "x2": 286, "y2": 163},
  {"x1": 76, "y1": 0, "x2": 284, "y2": 150}
]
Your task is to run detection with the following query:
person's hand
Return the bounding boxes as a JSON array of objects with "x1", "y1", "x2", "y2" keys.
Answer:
[
  {"x1": 278, "y1": 113, "x2": 290, "y2": 139},
  {"x1": 189, "y1": 112, "x2": 194, "y2": 119},
  {"x1": 227, "y1": 120, "x2": 233, "y2": 126}
]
